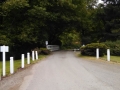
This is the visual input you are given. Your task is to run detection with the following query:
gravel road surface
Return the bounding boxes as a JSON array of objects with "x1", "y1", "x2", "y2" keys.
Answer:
[
  {"x1": 19, "y1": 51, "x2": 120, "y2": 90},
  {"x1": 1, "y1": 51, "x2": 120, "y2": 90}
]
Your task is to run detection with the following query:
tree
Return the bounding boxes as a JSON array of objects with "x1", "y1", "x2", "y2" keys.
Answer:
[
  {"x1": 99, "y1": 0, "x2": 120, "y2": 41},
  {"x1": 1, "y1": 0, "x2": 102, "y2": 58},
  {"x1": 59, "y1": 30, "x2": 80, "y2": 48},
  {"x1": 1, "y1": 0, "x2": 49, "y2": 58},
  {"x1": 45, "y1": 0, "x2": 81, "y2": 45}
]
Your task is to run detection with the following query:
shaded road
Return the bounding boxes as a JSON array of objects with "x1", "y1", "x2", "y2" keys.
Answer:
[{"x1": 19, "y1": 51, "x2": 120, "y2": 90}]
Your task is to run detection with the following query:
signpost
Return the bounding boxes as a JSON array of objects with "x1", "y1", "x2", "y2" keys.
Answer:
[
  {"x1": 45, "y1": 41, "x2": 48, "y2": 45},
  {"x1": 0, "y1": 45, "x2": 9, "y2": 76}
]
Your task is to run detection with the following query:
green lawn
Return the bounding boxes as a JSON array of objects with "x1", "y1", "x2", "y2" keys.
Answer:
[
  {"x1": 0, "y1": 55, "x2": 47, "y2": 76},
  {"x1": 100, "y1": 55, "x2": 120, "y2": 63}
]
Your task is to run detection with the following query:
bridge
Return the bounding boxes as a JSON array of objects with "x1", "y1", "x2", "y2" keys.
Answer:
[{"x1": 46, "y1": 45, "x2": 60, "y2": 51}]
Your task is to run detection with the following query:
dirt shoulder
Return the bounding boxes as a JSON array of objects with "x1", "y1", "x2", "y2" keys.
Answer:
[{"x1": 0, "y1": 65, "x2": 33, "y2": 90}]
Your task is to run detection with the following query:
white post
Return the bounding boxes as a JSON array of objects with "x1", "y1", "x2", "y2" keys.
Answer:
[
  {"x1": 10, "y1": 57, "x2": 14, "y2": 74},
  {"x1": 3, "y1": 46, "x2": 6, "y2": 76},
  {"x1": 45, "y1": 41, "x2": 48, "y2": 45},
  {"x1": 27, "y1": 53, "x2": 30, "y2": 64},
  {"x1": 21, "y1": 54, "x2": 24, "y2": 68},
  {"x1": 32, "y1": 51, "x2": 35, "y2": 61},
  {"x1": 107, "y1": 49, "x2": 110, "y2": 61},
  {"x1": 96, "y1": 48, "x2": 99, "y2": 59},
  {"x1": 0, "y1": 45, "x2": 9, "y2": 76},
  {"x1": 0, "y1": 69, "x2": 1, "y2": 80},
  {"x1": 35, "y1": 51, "x2": 38, "y2": 60}
]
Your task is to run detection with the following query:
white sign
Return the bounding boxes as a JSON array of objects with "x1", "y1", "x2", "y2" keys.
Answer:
[
  {"x1": 0, "y1": 46, "x2": 9, "y2": 52},
  {"x1": 45, "y1": 41, "x2": 48, "y2": 45},
  {"x1": 0, "y1": 45, "x2": 9, "y2": 76}
]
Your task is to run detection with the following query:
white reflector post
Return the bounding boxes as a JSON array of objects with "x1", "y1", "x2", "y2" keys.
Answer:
[
  {"x1": 21, "y1": 54, "x2": 24, "y2": 68},
  {"x1": 27, "y1": 53, "x2": 30, "y2": 64},
  {"x1": 96, "y1": 48, "x2": 99, "y2": 59},
  {"x1": 32, "y1": 51, "x2": 35, "y2": 61},
  {"x1": 10, "y1": 57, "x2": 14, "y2": 74},
  {"x1": 107, "y1": 49, "x2": 110, "y2": 61},
  {"x1": 35, "y1": 51, "x2": 38, "y2": 60}
]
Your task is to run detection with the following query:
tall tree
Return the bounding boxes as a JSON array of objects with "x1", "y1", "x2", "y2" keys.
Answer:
[{"x1": 100, "y1": 0, "x2": 120, "y2": 41}]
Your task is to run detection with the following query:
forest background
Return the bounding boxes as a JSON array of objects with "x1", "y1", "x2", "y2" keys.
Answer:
[{"x1": 0, "y1": 0, "x2": 120, "y2": 59}]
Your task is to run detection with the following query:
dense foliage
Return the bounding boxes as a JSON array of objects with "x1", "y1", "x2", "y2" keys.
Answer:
[
  {"x1": 59, "y1": 30, "x2": 80, "y2": 49},
  {"x1": 95, "y1": 0, "x2": 120, "y2": 41},
  {"x1": 80, "y1": 43, "x2": 107, "y2": 56},
  {"x1": 103, "y1": 40, "x2": 120, "y2": 56},
  {"x1": 40, "y1": 48, "x2": 51, "y2": 55},
  {"x1": 1, "y1": 0, "x2": 86, "y2": 58},
  {"x1": 0, "y1": 0, "x2": 120, "y2": 58}
]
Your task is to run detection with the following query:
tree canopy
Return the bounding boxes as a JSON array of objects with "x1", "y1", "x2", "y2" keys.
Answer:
[{"x1": 1, "y1": 0, "x2": 120, "y2": 58}]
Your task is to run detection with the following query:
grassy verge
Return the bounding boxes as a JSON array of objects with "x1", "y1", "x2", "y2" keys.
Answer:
[
  {"x1": 78, "y1": 52, "x2": 120, "y2": 63},
  {"x1": 0, "y1": 55, "x2": 47, "y2": 76},
  {"x1": 100, "y1": 55, "x2": 120, "y2": 63}
]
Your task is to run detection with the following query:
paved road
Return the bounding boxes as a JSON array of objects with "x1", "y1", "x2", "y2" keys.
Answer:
[{"x1": 19, "y1": 51, "x2": 120, "y2": 90}]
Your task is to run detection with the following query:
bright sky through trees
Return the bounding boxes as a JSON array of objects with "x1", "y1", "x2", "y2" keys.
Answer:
[{"x1": 98, "y1": 0, "x2": 103, "y2": 3}]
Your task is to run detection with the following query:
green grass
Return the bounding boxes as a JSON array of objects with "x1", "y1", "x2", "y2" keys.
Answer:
[
  {"x1": 78, "y1": 53, "x2": 120, "y2": 63},
  {"x1": 100, "y1": 55, "x2": 120, "y2": 63},
  {"x1": 0, "y1": 55, "x2": 47, "y2": 76}
]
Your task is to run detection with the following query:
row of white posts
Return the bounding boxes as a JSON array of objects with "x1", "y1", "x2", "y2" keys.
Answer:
[
  {"x1": 1, "y1": 50, "x2": 38, "y2": 77},
  {"x1": 96, "y1": 48, "x2": 110, "y2": 61},
  {"x1": 21, "y1": 51, "x2": 38, "y2": 69}
]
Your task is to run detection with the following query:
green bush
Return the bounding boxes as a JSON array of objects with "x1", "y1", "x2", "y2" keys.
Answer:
[
  {"x1": 33, "y1": 47, "x2": 41, "y2": 55},
  {"x1": 40, "y1": 48, "x2": 51, "y2": 55},
  {"x1": 80, "y1": 43, "x2": 107, "y2": 56},
  {"x1": 103, "y1": 40, "x2": 120, "y2": 56}
]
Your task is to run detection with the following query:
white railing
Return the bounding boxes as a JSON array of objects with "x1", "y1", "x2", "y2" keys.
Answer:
[{"x1": 46, "y1": 45, "x2": 60, "y2": 51}]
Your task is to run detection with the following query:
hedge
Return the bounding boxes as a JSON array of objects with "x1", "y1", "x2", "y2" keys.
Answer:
[
  {"x1": 103, "y1": 40, "x2": 120, "y2": 56},
  {"x1": 40, "y1": 48, "x2": 51, "y2": 55},
  {"x1": 80, "y1": 43, "x2": 107, "y2": 56}
]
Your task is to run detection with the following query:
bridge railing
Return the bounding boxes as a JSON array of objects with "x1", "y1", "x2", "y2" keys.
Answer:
[{"x1": 46, "y1": 45, "x2": 60, "y2": 51}]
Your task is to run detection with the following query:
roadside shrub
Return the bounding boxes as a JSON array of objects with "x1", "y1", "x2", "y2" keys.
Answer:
[
  {"x1": 40, "y1": 48, "x2": 51, "y2": 55},
  {"x1": 33, "y1": 47, "x2": 41, "y2": 55},
  {"x1": 80, "y1": 43, "x2": 107, "y2": 56},
  {"x1": 103, "y1": 40, "x2": 120, "y2": 56}
]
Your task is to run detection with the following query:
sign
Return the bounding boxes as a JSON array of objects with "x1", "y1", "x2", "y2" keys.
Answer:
[
  {"x1": 0, "y1": 46, "x2": 9, "y2": 52},
  {"x1": 45, "y1": 41, "x2": 48, "y2": 45},
  {"x1": 0, "y1": 45, "x2": 9, "y2": 76}
]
